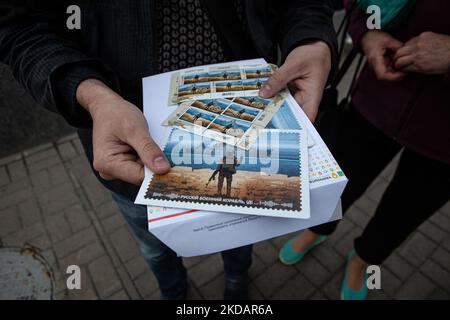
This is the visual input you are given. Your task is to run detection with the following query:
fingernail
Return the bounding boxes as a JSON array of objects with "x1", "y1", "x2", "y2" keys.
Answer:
[
  {"x1": 153, "y1": 156, "x2": 170, "y2": 171},
  {"x1": 259, "y1": 84, "x2": 272, "y2": 98}
]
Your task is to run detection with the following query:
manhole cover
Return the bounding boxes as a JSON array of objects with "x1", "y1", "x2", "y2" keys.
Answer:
[{"x1": 0, "y1": 247, "x2": 55, "y2": 300}]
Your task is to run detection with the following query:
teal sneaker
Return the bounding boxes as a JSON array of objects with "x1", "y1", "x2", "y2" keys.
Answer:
[
  {"x1": 340, "y1": 249, "x2": 368, "y2": 300},
  {"x1": 279, "y1": 232, "x2": 327, "y2": 265}
]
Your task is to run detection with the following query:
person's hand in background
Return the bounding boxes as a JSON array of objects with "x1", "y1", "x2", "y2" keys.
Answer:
[
  {"x1": 394, "y1": 32, "x2": 450, "y2": 75},
  {"x1": 76, "y1": 79, "x2": 171, "y2": 185},
  {"x1": 259, "y1": 41, "x2": 331, "y2": 122},
  {"x1": 361, "y1": 30, "x2": 405, "y2": 82}
]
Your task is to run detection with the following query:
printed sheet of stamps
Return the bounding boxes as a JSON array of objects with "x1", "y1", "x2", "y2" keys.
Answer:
[
  {"x1": 162, "y1": 91, "x2": 288, "y2": 149},
  {"x1": 168, "y1": 63, "x2": 276, "y2": 104},
  {"x1": 135, "y1": 128, "x2": 310, "y2": 219}
]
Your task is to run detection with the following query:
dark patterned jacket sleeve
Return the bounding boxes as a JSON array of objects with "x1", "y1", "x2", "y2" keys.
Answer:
[{"x1": 0, "y1": 2, "x2": 119, "y2": 128}]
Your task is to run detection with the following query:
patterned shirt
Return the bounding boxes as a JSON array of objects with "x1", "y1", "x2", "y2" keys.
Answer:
[{"x1": 154, "y1": 0, "x2": 245, "y2": 73}]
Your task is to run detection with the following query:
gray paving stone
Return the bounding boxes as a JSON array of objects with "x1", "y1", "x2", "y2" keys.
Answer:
[
  {"x1": 46, "y1": 214, "x2": 72, "y2": 243},
  {"x1": 248, "y1": 253, "x2": 267, "y2": 280},
  {"x1": 107, "y1": 290, "x2": 130, "y2": 300},
  {"x1": 59, "y1": 242, "x2": 106, "y2": 269},
  {"x1": 125, "y1": 255, "x2": 149, "y2": 280},
  {"x1": 134, "y1": 270, "x2": 158, "y2": 298},
  {"x1": 0, "y1": 186, "x2": 34, "y2": 210},
  {"x1": 0, "y1": 166, "x2": 9, "y2": 186},
  {"x1": 101, "y1": 213, "x2": 126, "y2": 233},
  {"x1": 108, "y1": 226, "x2": 139, "y2": 262},
  {"x1": 7, "y1": 160, "x2": 28, "y2": 181},
  {"x1": 48, "y1": 164, "x2": 71, "y2": 186},
  {"x1": 253, "y1": 262, "x2": 297, "y2": 298},
  {"x1": 57, "y1": 142, "x2": 78, "y2": 161},
  {"x1": 308, "y1": 290, "x2": 327, "y2": 300},
  {"x1": 198, "y1": 273, "x2": 225, "y2": 300},
  {"x1": 399, "y1": 232, "x2": 438, "y2": 267},
  {"x1": 354, "y1": 196, "x2": 378, "y2": 216},
  {"x1": 442, "y1": 236, "x2": 450, "y2": 252},
  {"x1": 39, "y1": 186, "x2": 80, "y2": 216},
  {"x1": 395, "y1": 272, "x2": 436, "y2": 300},
  {"x1": 2, "y1": 221, "x2": 47, "y2": 246},
  {"x1": 72, "y1": 138, "x2": 84, "y2": 155},
  {"x1": 430, "y1": 247, "x2": 450, "y2": 272},
  {"x1": 0, "y1": 177, "x2": 30, "y2": 195},
  {"x1": 28, "y1": 233, "x2": 52, "y2": 250},
  {"x1": 24, "y1": 147, "x2": 58, "y2": 164},
  {"x1": 183, "y1": 255, "x2": 208, "y2": 269},
  {"x1": 327, "y1": 217, "x2": 355, "y2": 242},
  {"x1": 88, "y1": 255, "x2": 123, "y2": 299},
  {"x1": 27, "y1": 155, "x2": 61, "y2": 174},
  {"x1": 0, "y1": 153, "x2": 22, "y2": 166},
  {"x1": 379, "y1": 267, "x2": 402, "y2": 296},
  {"x1": 321, "y1": 272, "x2": 343, "y2": 300},
  {"x1": 23, "y1": 143, "x2": 54, "y2": 157},
  {"x1": 96, "y1": 200, "x2": 120, "y2": 219},
  {"x1": 0, "y1": 207, "x2": 22, "y2": 236},
  {"x1": 420, "y1": 260, "x2": 450, "y2": 293},
  {"x1": 56, "y1": 133, "x2": 79, "y2": 144},
  {"x1": 185, "y1": 279, "x2": 204, "y2": 300},
  {"x1": 248, "y1": 282, "x2": 265, "y2": 300},
  {"x1": 418, "y1": 221, "x2": 448, "y2": 244},
  {"x1": 271, "y1": 273, "x2": 315, "y2": 300},
  {"x1": 115, "y1": 266, "x2": 141, "y2": 300},
  {"x1": 333, "y1": 225, "x2": 363, "y2": 257},
  {"x1": 253, "y1": 240, "x2": 278, "y2": 265},
  {"x1": 344, "y1": 205, "x2": 371, "y2": 229},
  {"x1": 295, "y1": 255, "x2": 331, "y2": 287},
  {"x1": 30, "y1": 169, "x2": 51, "y2": 192},
  {"x1": 439, "y1": 201, "x2": 450, "y2": 218},
  {"x1": 429, "y1": 212, "x2": 450, "y2": 233},
  {"x1": 54, "y1": 227, "x2": 99, "y2": 258},
  {"x1": 383, "y1": 253, "x2": 415, "y2": 281},
  {"x1": 189, "y1": 253, "x2": 224, "y2": 288},
  {"x1": 366, "y1": 178, "x2": 388, "y2": 203},
  {"x1": 81, "y1": 174, "x2": 112, "y2": 206},
  {"x1": 18, "y1": 198, "x2": 42, "y2": 227},
  {"x1": 311, "y1": 242, "x2": 346, "y2": 274},
  {"x1": 65, "y1": 204, "x2": 92, "y2": 232}
]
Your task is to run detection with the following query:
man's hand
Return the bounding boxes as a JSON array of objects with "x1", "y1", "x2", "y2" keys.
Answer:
[
  {"x1": 361, "y1": 30, "x2": 405, "y2": 82},
  {"x1": 259, "y1": 41, "x2": 331, "y2": 122},
  {"x1": 394, "y1": 32, "x2": 450, "y2": 75},
  {"x1": 76, "y1": 79, "x2": 171, "y2": 185}
]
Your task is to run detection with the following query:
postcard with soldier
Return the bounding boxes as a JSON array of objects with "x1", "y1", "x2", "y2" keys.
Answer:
[
  {"x1": 135, "y1": 128, "x2": 310, "y2": 219},
  {"x1": 168, "y1": 63, "x2": 276, "y2": 104},
  {"x1": 162, "y1": 91, "x2": 288, "y2": 149}
]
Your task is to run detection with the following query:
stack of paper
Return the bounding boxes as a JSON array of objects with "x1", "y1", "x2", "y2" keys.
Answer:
[{"x1": 135, "y1": 59, "x2": 347, "y2": 256}]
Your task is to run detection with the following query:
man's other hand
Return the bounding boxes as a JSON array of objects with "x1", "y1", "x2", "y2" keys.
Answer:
[
  {"x1": 76, "y1": 79, "x2": 171, "y2": 185},
  {"x1": 259, "y1": 41, "x2": 331, "y2": 122}
]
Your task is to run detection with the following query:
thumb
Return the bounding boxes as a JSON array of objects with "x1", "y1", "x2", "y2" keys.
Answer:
[
  {"x1": 128, "y1": 130, "x2": 171, "y2": 175},
  {"x1": 259, "y1": 64, "x2": 296, "y2": 98}
]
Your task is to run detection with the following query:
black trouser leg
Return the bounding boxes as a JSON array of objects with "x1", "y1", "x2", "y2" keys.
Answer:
[
  {"x1": 218, "y1": 175, "x2": 224, "y2": 194},
  {"x1": 226, "y1": 176, "x2": 232, "y2": 197},
  {"x1": 354, "y1": 148, "x2": 450, "y2": 264},
  {"x1": 310, "y1": 106, "x2": 401, "y2": 235}
]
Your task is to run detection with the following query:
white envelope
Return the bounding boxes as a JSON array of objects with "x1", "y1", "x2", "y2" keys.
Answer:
[{"x1": 140, "y1": 59, "x2": 347, "y2": 257}]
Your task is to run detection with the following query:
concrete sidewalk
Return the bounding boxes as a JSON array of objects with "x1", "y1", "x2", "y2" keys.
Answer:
[{"x1": 0, "y1": 134, "x2": 449, "y2": 300}]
